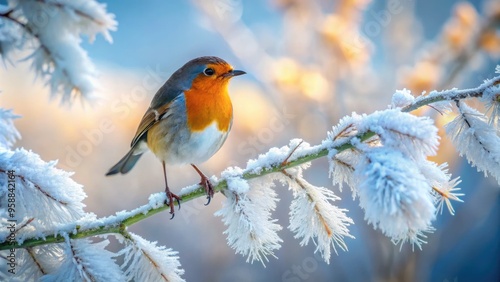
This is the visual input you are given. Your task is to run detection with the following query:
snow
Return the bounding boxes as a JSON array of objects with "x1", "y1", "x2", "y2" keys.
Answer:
[{"x1": 391, "y1": 89, "x2": 415, "y2": 108}]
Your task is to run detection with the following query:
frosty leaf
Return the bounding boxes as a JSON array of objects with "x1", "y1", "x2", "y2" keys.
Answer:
[
  {"x1": 282, "y1": 169, "x2": 353, "y2": 264},
  {"x1": 417, "y1": 162, "x2": 463, "y2": 215},
  {"x1": 119, "y1": 232, "x2": 185, "y2": 282},
  {"x1": 0, "y1": 244, "x2": 65, "y2": 281},
  {"x1": 326, "y1": 113, "x2": 362, "y2": 145},
  {"x1": 356, "y1": 148, "x2": 436, "y2": 244},
  {"x1": 358, "y1": 109, "x2": 440, "y2": 159},
  {"x1": 0, "y1": 148, "x2": 86, "y2": 234},
  {"x1": 445, "y1": 101, "x2": 500, "y2": 185},
  {"x1": 328, "y1": 148, "x2": 362, "y2": 197},
  {"x1": 40, "y1": 236, "x2": 124, "y2": 282},
  {"x1": 215, "y1": 175, "x2": 282, "y2": 265}
]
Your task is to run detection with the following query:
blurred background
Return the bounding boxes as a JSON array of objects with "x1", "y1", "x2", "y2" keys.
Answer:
[{"x1": 1, "y1": 0, "x2": 499, "y2": 281}]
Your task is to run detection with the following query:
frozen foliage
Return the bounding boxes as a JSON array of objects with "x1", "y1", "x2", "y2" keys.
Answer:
[
  {"x1": 0, "y1": 108, "x2": 20, "y2": 149},
  {"x1": 283, "y1": 167, "x2": 353, "y2": 264},
  {"x1": 0, "y1": 244, "x2": 65, "y2": 281},
  {"x1": 0, "y1": 148, "x2": 86, "y2": 236},
  {"x1": 356, "y1": 148, "x2": 436, "y2": 247},
  {"x1": 120, "y1": 232, "x2": 185, "y2": 282},
  {"x1": 418, "y1": 162, "x2": 463, "y2": 215},
  {"x1": 0, "y1": 0, "x2": 116, "y2": 104},
  {"x1": 445, "y1": 101, "x2": 500, "y2": 185},
  {"x1": 215, "y1": 175, "x2": 282, "y2": 265},
  {"x1": 358, "y1": 109, "x2": 440, "y2": 159},
  {"x1": 40, "y1": 236, "x2": 124, "y2": 282}
]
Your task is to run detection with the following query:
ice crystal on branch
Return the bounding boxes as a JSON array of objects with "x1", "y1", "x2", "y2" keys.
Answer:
[
  {"x1": 391, "y1": 89, "x2": 415, "y2": 108},
  {"x1": 358, "y1": 109, "x2": 440, "y2": 159},
  {"x1": 119, "y1": 233, "x2": 185, "y2": 282},
  {"x1": 215, "y1": 175, "x2": 282, "y2": 265},
  {"x1": 40, "y1": 236, "x2": 124, "y2": 282},
  {"x1": 445, "y1": 101, "x2": 500, "y2": 185},
  {"x1": 0, "y1": 148, "x2": 87, "y2": 242},
  {"x1": 282, "y1": 168, "x2": 353, "y2": 264},
  {"x1": 356, "y1": 148, "x2": 436, "y2": 247}
]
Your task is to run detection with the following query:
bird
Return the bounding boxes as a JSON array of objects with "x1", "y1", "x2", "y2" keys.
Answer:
[{"x1": 106, "y1": 56, "x2": 245, "y2": 218}]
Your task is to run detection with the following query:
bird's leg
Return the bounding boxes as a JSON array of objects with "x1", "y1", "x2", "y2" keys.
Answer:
[
  {"x1": 163, "y1": 161, "x2": 181, "y2": 219},
  {"x1": 191, "y1": 164, "x2": 214, "y2": 205}
]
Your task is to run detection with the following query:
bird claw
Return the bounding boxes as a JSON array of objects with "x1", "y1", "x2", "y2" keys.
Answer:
[
  {"x1": 164, "y1": 191, "x2": 182, "y2": 219},
  {"x1": 200, "y1": 177, "x2": 214, "y2": 206}
]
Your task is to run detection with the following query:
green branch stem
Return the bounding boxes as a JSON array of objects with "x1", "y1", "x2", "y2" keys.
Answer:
[{"x1": 1, "y1": 75, "x2": 498, "y2": 251}]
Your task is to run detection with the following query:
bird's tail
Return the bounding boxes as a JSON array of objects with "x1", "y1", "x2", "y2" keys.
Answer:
[{"x1": 106, "y1": 145, "x2": 145, "y2": 176}]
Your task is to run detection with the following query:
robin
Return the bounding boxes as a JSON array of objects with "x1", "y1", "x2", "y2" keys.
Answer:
[{"x1": 106, "y1": 56, "x2": 245, "y2": 218}]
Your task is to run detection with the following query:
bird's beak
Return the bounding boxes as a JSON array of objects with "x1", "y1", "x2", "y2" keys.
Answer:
[{"x1": 223, "y1": 69, "x2": 246, "y2": 78}]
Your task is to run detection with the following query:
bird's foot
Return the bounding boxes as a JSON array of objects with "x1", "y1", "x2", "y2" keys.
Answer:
[
  {"x1": 199, "y1": 175, "x2": 214, "y2": 206},
  {"x1": 164, "y1": 190, "x2": 181, "y2": 219}
]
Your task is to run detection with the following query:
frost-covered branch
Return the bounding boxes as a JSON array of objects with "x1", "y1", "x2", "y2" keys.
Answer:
[
  {"x1": 2, "y1": 73, "x2": 498, "y2": 253},
  {"x1": 0, "y1": 0, "x2": 116, "y2": 104}
]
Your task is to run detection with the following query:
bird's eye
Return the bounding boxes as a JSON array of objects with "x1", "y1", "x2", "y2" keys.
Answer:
[{"x1": 203, "y1": 67, "x2": 215, "y2": 76}]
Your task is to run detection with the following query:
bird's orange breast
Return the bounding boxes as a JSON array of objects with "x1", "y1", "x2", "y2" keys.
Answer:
[{"x1": 184, "y1": 76, "x2": 233, "y2": 133}]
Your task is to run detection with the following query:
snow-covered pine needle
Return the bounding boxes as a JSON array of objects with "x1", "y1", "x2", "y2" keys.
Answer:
[
  {"x1": 445, "y1": 101, "x2": 500, "y2": 185},
  {"x1": 40, "y1": 235, "x2": 124, "y2": 282},
  {"x1": 281, "y1": 168, "x2": 353, "y2": 264},
  {"x1": 0, "y1": 148, "x2": 86, "y2": 236},
  {"x1": 0, "y1": 108, "x2": 21, "y2": 149},
  {"x1": 119, "y1": 232, "x2": 185, "y2": 282},
  {"x1": 215, "y1": 173, "x2": 282, "y2": 266},
  {"x1": 358, "y1": 109, "x2": 440, "y2": 159},
  {"x1": 356, "y1": 148, "x2": 436, "y2": 247}
]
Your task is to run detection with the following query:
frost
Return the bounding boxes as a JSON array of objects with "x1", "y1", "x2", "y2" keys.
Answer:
[
  {"x1": 120, "y1": 232, "x2": 185, "y2": 282},
  {"x1": 445, "y1": 101, "x2": 500, "y2": 185},
  {"x1": 356, "y1": 148, "x2": 436, "y2": 244},
  {"x1": 0, "y1": 148, "x2": 87, "y2": 235},
  {"x1": 40, "y1": 236, "x2": 124, "y2": 282},
  {"x1": 283, "y1": 168, "x2": 353, "y2": 264},
  {"x1": 358, "y1": 109, "x2": 439, "y2": 159},
  {"x1": 391, "y1": 89, "x2": 415, "y2": 108},
  {"x1": 215, "y1": 175, "x2": 282, "y2": 265},
  {"x1": 2, "y1": 0, "x2": 117, "y2": 104}
]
